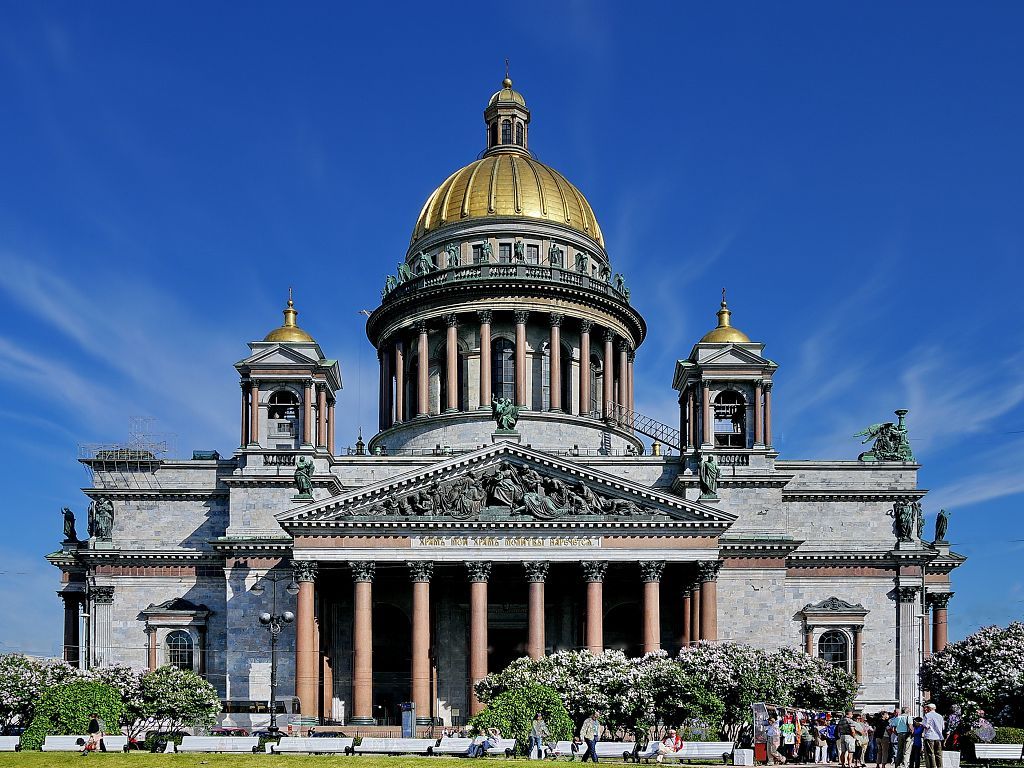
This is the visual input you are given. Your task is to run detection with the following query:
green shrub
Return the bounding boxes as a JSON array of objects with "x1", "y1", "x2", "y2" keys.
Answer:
[
  {"x1": 994, "y1": 727, "x2": 1024, "y2": 745},
  {"x1": 21, "y1": 680, "x2": 125, "y2": 751},
  {"x1": 469, "y1": 683, "x2": 574, "y2": 755}
]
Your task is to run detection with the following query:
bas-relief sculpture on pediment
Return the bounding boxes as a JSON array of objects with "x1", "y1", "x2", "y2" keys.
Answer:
[{"x1": 312, "y1": 459, "x2": 666, "y2": 522}]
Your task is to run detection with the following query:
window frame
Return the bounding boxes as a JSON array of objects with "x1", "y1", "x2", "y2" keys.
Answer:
[{"x1": 165, "y1": 629, "x2": 195, "y2": 671}]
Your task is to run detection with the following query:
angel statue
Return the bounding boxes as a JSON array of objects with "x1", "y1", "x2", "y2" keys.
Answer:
[
  {"x1": 491, "y1": 395, "x2": 519, "y2": 431},
  {"x1": 855, "y1": 409, "x2": 915, "y2": 462}
]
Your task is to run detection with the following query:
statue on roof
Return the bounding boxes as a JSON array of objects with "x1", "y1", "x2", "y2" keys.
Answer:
[
  {"x1": 397, "y1": 262, "x2": 416, "y2": 283},
  {"x1": 445, "y1": 243, "x2": 461, "y2": 268},
  {"x1": 491, "y1": 394, "x2": 519, "y2": 432},
  {"x1": 575, "y1": 252, "x2": 589, "y2": 273},
  {"x1": 934, "y1": 508, "x2": 950, "y2": 543},
  {"x1": 891, "y1": 500, "x2": 915, "y2": 542},
  {"x1": 294, "y1": 456, "x2": 314, "y2": 499},
  {"x1": 62, "y1": 507, "x2": 78, "y2": 542},
  {"x1": 698, "y1": 454, "x2": 720, "y2": 500},
  {"x1": 382, "y1": 274, "x2": 398, "y2": 299},
  {"x1": 413, "y1": 251, "x2": 434, "y2": 274},
  {"x1": 855, "y1": 409, "x2": 915, "y2": 462},
  {"x1": 548, "y1": 243, "x2": 563, "y2": 267},
  {"x1": 514, "y1": 240, "x2": 525, "y2": 262},
  {"x1": 88, "y1": 498, "x2": 114, "y2": 541}
]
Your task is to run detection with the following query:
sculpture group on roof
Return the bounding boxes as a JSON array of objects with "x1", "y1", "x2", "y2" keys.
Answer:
[{"x1": 855, "y1": 409, "x2": 915, "y2": 462}]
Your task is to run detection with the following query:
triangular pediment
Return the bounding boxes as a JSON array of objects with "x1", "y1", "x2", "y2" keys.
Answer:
[
  {"x1": 277, "y1": 443, "x2": 735, "y2": 527},
  {"x1": 236, "y1": 344, "x2": 321, "y2": 368},
  {"x1": 696, "y1": 344, "x2": 771, "y2": 366}
]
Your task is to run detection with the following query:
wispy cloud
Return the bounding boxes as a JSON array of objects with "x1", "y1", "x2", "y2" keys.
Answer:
[
  {"x1": 0, "y1": 547, "x2": 62, "y2": 657},
  {"x1": 927, "y1": 437, "x2": 1024, "y2": 511}
]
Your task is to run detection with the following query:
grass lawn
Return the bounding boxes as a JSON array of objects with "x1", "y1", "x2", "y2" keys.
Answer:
[{"x1": 0, "y1": 757, "x2": 639, "y2": 768}]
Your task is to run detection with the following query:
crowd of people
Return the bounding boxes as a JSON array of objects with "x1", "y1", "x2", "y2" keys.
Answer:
[{"x1": 763, "y1": 705, "x2": 947, "y2": 768}]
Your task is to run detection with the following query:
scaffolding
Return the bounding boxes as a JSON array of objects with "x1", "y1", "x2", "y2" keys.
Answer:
[{"x1": 78, "y1": 417, "x2": 177, "y2": 489}]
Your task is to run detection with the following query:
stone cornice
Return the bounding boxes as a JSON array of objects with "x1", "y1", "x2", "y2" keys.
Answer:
[
  {"x1": 775, "y1": 460, "x2": 922, "y2": 471},
  {"x1": 210, "y1": 537, "x2": 294, "y2": 553},
  {"x1": 81, "y1": 487, "x2": 228, "y2": 500},
  {"x1": 75, "y1": 549, "x2": 223, "y2": 564},
  {"x1": 719, "y1": 536, "x2": 804, "y2": 557},
  {"x1": 673, "y1": 474, "x2": 793, "y2": 490},
  {"x1": 287, "y1": 519, "x2": 727, "y2": 533},
  {"x1": 221, "y1": 474, "x2": 345, "y2": 496},
  {"x1": 781, "y1": 488, "x2": 928, "y2": 502}
]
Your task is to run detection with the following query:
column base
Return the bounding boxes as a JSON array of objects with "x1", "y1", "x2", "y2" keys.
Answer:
[
  {"x1": 349, "y1": 716, "x2": 374, "y2": 725},
  {"x1": 416, "y1": 716, "x2": 433, "y2": 726}
]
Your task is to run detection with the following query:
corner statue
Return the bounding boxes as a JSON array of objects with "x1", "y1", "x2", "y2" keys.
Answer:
[
  {"x1": 88, "y1": 498, "x2": 114, "y2": 540},
  {"x1": 491, "y1": 395, "x2": 519, "y2": 431},
  {"x1": 294, "y1": 456, "x2": 314, "y2": 499},
  {"x1": 891, "y1": 500, "x2": 916, "y2": 542},
  {"x1": 698, "y1": 454, "x2": 720, "y2": 499},
  {"x1": 62, "y1": 507, "x2": 78, "y2": 542},
  {"x1": 855, "y1": 409, "x2": 915, "y2": 462},
  {"x1": 934, "y1": 508, "x2": 950, "y2": 543}
]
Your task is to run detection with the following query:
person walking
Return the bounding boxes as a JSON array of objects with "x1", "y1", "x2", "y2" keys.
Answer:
[
  {"x1": 767, "y1": 718, "x2": 787, "y2": 765},
  {"x1": 889, "y1": 708, "x2": 911, "y2": 768},
  {"x1": 921, "y1": 705, "x2": 945, "y2": 768},
  {"x1": 580, "y1": 711, "x2": 601, "y2": 763},
  {"x1": 529, "y1": 713, "x2": 551, "y2": 760},
  {"x1": 815, "y1": 718, "x2": 829, "y2": 764},
  {"x1": 874, "y1": 712, "x2": 891, "y2": 768},
  {"x1": 908, "y1": 718, "x2": 924, "y2": 768}
]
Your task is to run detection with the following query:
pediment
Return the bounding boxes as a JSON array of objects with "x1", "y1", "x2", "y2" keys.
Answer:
[
  {"x1": 237, "y1": 344, "x2": 320, "y2": 368},
  {"x1": 697, "y1": 344, "x2": 771, "y2": 367},
  {"x1": 278, "y1": 443, "x2": 734, "y2": 527}
]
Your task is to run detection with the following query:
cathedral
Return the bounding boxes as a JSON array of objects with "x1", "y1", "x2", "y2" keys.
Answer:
[{"x1": 49, "y1": 78, "x2": 963, "y2": 728}]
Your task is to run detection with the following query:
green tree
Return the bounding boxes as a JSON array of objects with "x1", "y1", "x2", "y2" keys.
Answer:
[
  {"x1": 21, "y1": 680, "x2": 125, "y2": 751},
  {"x1": 469, "y1": 683, "x2": 574, "y2": 755},
  {"x1": 140, "y1": 665, "x2": 220, "y2": 736},
  {"x1": 0, "y1": 655, "x2": 85, "y2": 733}
]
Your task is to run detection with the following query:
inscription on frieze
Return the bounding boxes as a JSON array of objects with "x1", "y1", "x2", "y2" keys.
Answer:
[{"x1": 412, "y1": 535, "x2": 601, "y2": 549}]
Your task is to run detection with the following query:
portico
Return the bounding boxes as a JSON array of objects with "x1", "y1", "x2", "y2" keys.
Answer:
[{"x1": 278, "y1": 442, "x2": 733, "y2": 724}]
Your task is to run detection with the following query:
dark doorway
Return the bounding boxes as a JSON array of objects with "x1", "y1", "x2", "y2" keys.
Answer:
[
  {"x1": 373, "y1": 603, "x2": 411, "y2": 725},
  {"x1": 604, "y1": 602, "x2": 643, "y2": 658},
  {"x1": 487, "y1": 600, "x2": 527, "y2": 673}
]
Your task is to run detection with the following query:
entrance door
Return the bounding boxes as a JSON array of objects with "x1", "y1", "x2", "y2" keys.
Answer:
[
  {"x1": 487, "y1": 601, "x2": 527, "y2": 672},
  {"x1": 373, "y1": 604, "x2": 411, "y2": 725}
]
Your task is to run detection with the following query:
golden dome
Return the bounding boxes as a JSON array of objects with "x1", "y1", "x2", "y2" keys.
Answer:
[
  {"x1": 411, "y1": 153, "x2": 604, "y2": 247},
  {"x1": 488, "y1": 77, "x2": 526, "y2": 107},
  {"x1": 264, "y1": 294, "x2": 316, "y2": 343},
  {"x1": 699, "y1": 292, "x2": 751, "y2": 343}
]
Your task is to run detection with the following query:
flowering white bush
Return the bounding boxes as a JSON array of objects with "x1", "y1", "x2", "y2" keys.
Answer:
[
  {"x1": 476, "y1": 643, "x2": 855, "y2": 741},
  {"x1": 0, "y1": 655, "x2": 86, "y2": 731},
  {"x1": 921, "y1": 622, "x2": 1024, "y2": 727}
]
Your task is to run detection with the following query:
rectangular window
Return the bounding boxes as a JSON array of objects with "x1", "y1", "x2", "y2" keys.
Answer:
[
  {"x1": 526, "y1": 244, "x2": 539, "y2": 264},
  {"x1": 499, "y1": 243, "x2": 512, "y2": 263},
  {"x1": 472, "y1": 245, "x2": 484, "y2": 264}
]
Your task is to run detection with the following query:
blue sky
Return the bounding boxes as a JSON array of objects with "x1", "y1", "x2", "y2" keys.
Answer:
[{"x1": 1, "y1": 1, "x2": 1021, "y2": 656}]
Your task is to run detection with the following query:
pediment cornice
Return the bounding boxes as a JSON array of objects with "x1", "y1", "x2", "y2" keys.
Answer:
[{"x1": 277, "y1": 443, "x2": 734, "y2": 530}]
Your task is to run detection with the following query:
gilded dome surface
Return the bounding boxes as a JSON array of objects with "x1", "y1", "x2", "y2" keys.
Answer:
[
  {"x1": 411, "y1": 153, "x2": 604, "y2": 247},
  {"x1": 264, "y1": 297, "x2": 316, "y2": 343},
  {"x1": 699, "y1": 295, "x2": 751, "y2": 343}
]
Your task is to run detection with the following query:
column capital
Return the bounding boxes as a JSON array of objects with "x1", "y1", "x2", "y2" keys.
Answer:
[
  {"x1": 92, "y1": 585, "x2": 115, "y2": 605},
  {"x1": 701, "y1": 379, "x2": 712, "y2": 391},
  {"x1": 408, "y1": 561, "x2": 434, "y2": 583},
  {"x1": 58, "y1": 591, "x2": 83, "y2": 607},
  {"x1": 414, "y1": 320, "x2": 429, "y2": 334},
  {"x1": 580, "y1": 561, "x2": 608, "y2": 583},
  {"x1": 579, "y1": 319, "x2": 593, "y2": 333},
  {"x1": 444, "y1": 313, "x2": 459, "y2": 328},
  {"x1": 616, "y1": 337, "x2": 631, "y2": 352},
  {"x1": 697, "y1": 561, "x2": 723, "y2": 583},
  {"x1": 549, "y1": 313, "x2": 564, "y2": 328},
  {"x1": 523, "y1": 561, "x2": 550, "y2": 583},
  {"x1": 513, "y1": 310, "x2": 530, "y2": 325},
  {"x1": 897, "y1": 585, "x2": 920, "y2": 603},
  {"x1": 763, "y1": 380, "x2": 773, "y2": 391},
  {"x1": 465, "y1": 561, "x2": 492, "y2": 583},
  {"x1": 349, "y1": 561, "x2": 376, "y2": 583},
  {"x1": 602, "y1": 328, "x2": 616, "y2": 344},
  {"x1": 477, "y1": 309, "x2": 494, "y2": 324},
  {"x1": 292, "y1": 560, "x2": 318, "y2": 583},
  {"x1": 927, "y1": 591, "x2": 954, "y2": 609},
  {"x1": 627, "y1": 348, "x2": 636, "y2": 363},
  {"x1": 241, "y1": 379, "x2": 252, "y2": 391},
  {"x1": 639, "y1": 560, "x2": 665, "y2": 583}
]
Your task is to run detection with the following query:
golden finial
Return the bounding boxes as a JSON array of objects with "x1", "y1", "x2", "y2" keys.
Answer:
[
  {"x1": 288, "y1": 285, "x2": 294, "y2": 306},
  {"x1": 283, "y1": 289, "x2": 298, "y2": 327},
  {"x1": 503, "y1": 58, "x2": 512, "y2": 89},
  {"x1": 716, "y1": 289, "x2": 732, "y2": 328}
]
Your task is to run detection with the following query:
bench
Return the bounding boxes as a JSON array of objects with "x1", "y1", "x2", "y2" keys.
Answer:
[
  {"x1": 42, "y1": 735, "x2": 128, "y2": 752},
  {"x1": 0, "y1": 737, "x2": 19, "y2": 752},
  {"x1": 551, "y1": 740, "x2": 582, "y2": 759},
  {"x1": 975, "y1": 744, "x2": 1024, "y2": 764},
  {"x1": 177, "y1": 735, "x2": 260, "y2": 753},
  {"x1": 435, "y1": 738, "x2": 476, "y2": 756},
  {"x1": 636, "y1": 741, "x2": 734, "y2": 764},
  {"x1": 590, "y1": 741, "x2": 639, "y2": 761},
  {"x1": 272, "y1": 736, "x2": 355, "y2": 754},
  {"x1": 356, "y1": 737, "x2": 439, "y2": 755}
]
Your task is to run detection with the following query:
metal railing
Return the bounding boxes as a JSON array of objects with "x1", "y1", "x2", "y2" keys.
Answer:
[
  {"x1": 605, "y1": 403, "x2": 681, "y2": 450},
  {"x1": 382, "y1": 262, "x2": 631, "y2": 304}
]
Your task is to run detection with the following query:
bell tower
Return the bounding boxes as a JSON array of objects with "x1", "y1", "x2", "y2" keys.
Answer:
[
  {"x1": 673, "y1": 292, "x2": 777, "y2": 465},
  {"x1": 235, "y1": 293, "x2": 342, "y2": 455}
]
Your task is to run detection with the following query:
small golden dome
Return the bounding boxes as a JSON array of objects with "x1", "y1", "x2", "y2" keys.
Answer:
[
  {"x1": 264, "y1": 294, "x2": 316, "y2": 343},
  {"x1": 699, "y1": 291, "x2": 751, "y2": 343},
  {"x1": 488, "y1": 77, "x2": 526, "y2": 107},
  {"x1": 411, "y1": 153, "x2": 604, "y2": 247}
]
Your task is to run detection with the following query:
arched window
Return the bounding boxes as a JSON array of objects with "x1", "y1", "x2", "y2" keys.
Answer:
[
  {"x1": 818, "y1": 630, "x2": 849, "y2": 670},
  {"x1": 489, "y1": 122, "x2": 498, "y2": 148},
  {"x1": 268, "y1": 390, "x2": 299, "y2": 419},
  {"x1": 166, "y1": 630, "x2": 194, "y2": 671},
  {"x1": 501, "y1": 119, "x2": 512, "y2": 145},
  {"x1": 492, "y1": 337, "x2": 515, "y2": 400},
  {"x1": 590, "y1": 355, "x2": 603, "y2": 416},
  {"x1": 714, "y1": 390, "x2": 747, "y2": 448},
  {"x1": 515, "y1": 122, "x2": 524, "y2": 146}
]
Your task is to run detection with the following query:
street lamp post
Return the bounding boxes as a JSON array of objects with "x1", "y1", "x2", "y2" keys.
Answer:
[{"x1": 251, "y1": 573, "x2": 299, "y2": 733}]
